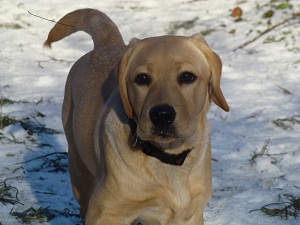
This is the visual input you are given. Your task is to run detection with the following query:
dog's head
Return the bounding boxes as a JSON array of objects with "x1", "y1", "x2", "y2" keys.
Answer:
[{"x1": 118, "y1": 34, "x2": 229, "y2": 150}]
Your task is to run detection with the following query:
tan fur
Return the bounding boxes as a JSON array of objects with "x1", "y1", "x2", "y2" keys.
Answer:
[{"x1": 44, "y1": 8, "x2": 229, "y2": 225}]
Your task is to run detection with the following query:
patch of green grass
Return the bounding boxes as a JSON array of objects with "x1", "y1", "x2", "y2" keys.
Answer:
[
  {"x1": 0, "y1": 114, "x2": 62, "y2": 145},
  {"x1": 250, "y1": 194, "x2": 300, "y2": 220},
  {"x1": 0, "y1": 23, "x2": 22, "y2": 29},
  {"x1": 10, "y1": 206, "x2": 81, "y2": 224},
  {"x1": 201, "y1": 28, "x2": 216, "y2": 36},
  {"x1": 10, "y1": 207, "x2": 53, "y2": 223},
  {"x1": 256, "y1": 0, "x2": 294, "y2": 30},
  {"x1": 0, "y1": 179, "x2": 22, "y2": 206},
  {"x1": 0, "y1": 115, "x2": 19, "y2": 128},
  {"x1": 275, "y1": 2, "x2": 293, "y2": 10},
  {"x1": 0, "y1": 97, "x2": 29, "y2": 106},
  {"x1": 0, "y1": 114, "x2": 61, "y2": 134},
  {"x1": 257, "y1": 0, "x2": 293, "y2": 12},
  {"x1": 167, "y1": 17, "x2": 198, "y2": 35},
  {"x1": 262, "y1": 10, "x2": 275, "y2": 18},
  {"x1": 1, "y1": 97, "x2": 14, "y2": 105},
  {"x1": 264, "y1": 35, "x2": 285, "y2": 43}
]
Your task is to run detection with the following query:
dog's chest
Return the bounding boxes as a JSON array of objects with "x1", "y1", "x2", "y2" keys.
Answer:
[
  {"x1": 167, "y1": 178, "x2": 190, "y2": 209},
  {"x1": 154, "y1": 169, "x2": 200, "y2": 219}
]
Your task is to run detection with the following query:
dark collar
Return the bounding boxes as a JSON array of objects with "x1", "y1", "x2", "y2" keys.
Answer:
[{"x1": 129, "y1": 121, "x2": 192, "y2": 166}]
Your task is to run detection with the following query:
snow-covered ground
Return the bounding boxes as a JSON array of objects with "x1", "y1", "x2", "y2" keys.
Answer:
[{"x1": 1, "y1": 0, "x2": 300, "y2": 224}]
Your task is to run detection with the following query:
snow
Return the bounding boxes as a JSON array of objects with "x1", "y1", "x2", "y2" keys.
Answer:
[{"x1": 1, "y1": 0, "x2": 300, "y2": 224}]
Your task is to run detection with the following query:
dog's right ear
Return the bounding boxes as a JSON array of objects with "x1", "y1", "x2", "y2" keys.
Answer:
[{"x1": 117, "y1": 38, "x2": 141, "y2": 119}]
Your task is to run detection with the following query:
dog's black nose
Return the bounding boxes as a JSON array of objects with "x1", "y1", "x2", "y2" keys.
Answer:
[{"x1": 149, "y1": 104, "x2": 176, "y2": 127}]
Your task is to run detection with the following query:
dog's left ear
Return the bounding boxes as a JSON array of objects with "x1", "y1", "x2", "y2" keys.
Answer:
[
  {"x1": 190, "y1": 34, "x2": 229, "y2": 112},
  {"x1": 117, "y1": 38, "x2": 141, "y2": 119}
]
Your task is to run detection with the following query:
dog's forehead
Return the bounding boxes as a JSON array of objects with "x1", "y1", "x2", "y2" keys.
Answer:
[
  {"x1": 139, "y1": 36, "x2": 196, "y2": 54},
  {"x1": 129, "y1": 36, "x2": 209, "y2": 69}
]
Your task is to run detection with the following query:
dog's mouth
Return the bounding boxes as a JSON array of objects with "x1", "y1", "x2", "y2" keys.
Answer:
[
  {"x1": 151, "y1": 125, "x2": 178, "y2": 140},
  {"x1": 135, "y1": 122, "x2": 179, "y2": 142}
]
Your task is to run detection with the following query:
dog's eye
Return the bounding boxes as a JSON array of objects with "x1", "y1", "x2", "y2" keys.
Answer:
[
  {"x1": 134, "y1": 73, "x2": 151, "y2": 86},
  {"x1": 178, "y1": 72, "x2": 197, "y2": 85}
]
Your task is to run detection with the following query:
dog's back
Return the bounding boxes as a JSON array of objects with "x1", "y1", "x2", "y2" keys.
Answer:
[{"x1": 44, "y1": 9, "x2": 127, "y2": 218}]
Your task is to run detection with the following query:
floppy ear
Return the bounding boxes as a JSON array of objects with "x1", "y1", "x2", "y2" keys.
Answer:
[
  {"x1": 117, "y1": 38, "x2": 141, "y2": 119},
  {"x1": 191, "y1": 34, "x2": 229, "y2": 112}
]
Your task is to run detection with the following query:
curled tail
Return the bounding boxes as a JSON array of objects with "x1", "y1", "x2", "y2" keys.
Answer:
[{"x1": 44, "y1": 8, "x2": 124, "y2": 48}]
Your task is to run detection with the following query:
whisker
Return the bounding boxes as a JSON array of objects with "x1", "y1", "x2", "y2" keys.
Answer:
[{"x1": 129, "y1": 132, "x2": 138, "y2": 146}]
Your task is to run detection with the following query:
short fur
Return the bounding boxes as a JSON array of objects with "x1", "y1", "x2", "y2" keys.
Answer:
[{"x1": 44, "y1": 8, "x2": 229, "y2": 225}]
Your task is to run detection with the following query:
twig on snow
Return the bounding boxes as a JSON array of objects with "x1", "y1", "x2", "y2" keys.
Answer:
[
  {"x1": 233, "y1": 12, "x2": 300, "y2": 52},
  {"x1": 13, "y1": 152, "x2": 68, "y2": 165}
]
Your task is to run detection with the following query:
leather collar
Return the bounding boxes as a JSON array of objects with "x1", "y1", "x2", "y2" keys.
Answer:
[{"x1": 130, "y1": 120, "x2": 192, "y2": 166}]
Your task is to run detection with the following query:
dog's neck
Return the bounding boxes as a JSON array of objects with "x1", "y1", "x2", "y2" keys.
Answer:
[{"x1": 129, "y1": 120, "x2": 191, "y2": 166}]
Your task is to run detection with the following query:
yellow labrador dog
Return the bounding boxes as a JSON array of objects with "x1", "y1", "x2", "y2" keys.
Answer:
[{"x1": 44, "y1": 8, "x2": 229, "y2": 225}]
